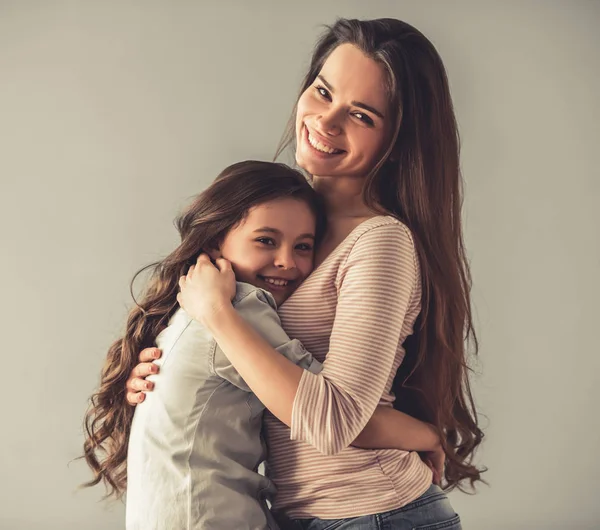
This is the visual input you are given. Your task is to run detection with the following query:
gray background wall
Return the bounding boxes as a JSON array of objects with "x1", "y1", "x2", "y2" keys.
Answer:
[{"x1": 1, "y1": 1, "x2": 598, "y2": 529}]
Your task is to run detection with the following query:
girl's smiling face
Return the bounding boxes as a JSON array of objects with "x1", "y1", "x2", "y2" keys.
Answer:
[
  {"x1": 209, "y1": 197, "x2": 316, "y2": 306},
  {"x1": 295, "y1": 43, "x2": 391, "y2": 180}
]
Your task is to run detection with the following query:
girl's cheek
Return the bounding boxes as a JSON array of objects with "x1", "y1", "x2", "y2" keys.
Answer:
[{"x1": 301, "y1": 258, "x2": 315, "y2": 275}]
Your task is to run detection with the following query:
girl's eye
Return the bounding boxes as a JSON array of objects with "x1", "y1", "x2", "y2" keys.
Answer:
[
  {"x1": 315, "y1": 85, "x2": 331, "y2": 101},
  {"x1": 296, "y1": 243, "x2": 314, "y2": 252},
  {"x1": 353, "y1": 112, "x2": 374, "y2": 126},
  {"x1": 256, "y1": 237, "x2": 275, "y2": 246}
]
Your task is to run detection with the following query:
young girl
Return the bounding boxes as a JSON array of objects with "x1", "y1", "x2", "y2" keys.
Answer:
[
  {"x1": 128, "y1": 18, "x2": 485, "y2": 530},
  {"x1": 83, "y1": 160, "x2": 443, "y2": 530}
]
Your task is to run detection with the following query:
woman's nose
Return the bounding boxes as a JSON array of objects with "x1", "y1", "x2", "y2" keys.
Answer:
[{"x1": 317, "y1": 108, "x2": 342, "y2": 136}]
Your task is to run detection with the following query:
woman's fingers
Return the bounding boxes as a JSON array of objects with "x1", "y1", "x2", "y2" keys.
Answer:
[
  {"x1": 125, "y1": 372, "x2": 156, "y2": 405},
  {"x1": 125, "y1": 349, "x2": 160, "y2": 406},
  {"x1": 139, "y1": 347, "x2": 161, "y2": 362},
  {"x1": 126, "y1": 390, "x2": 146, "y2": 405},
  {"x1": 130, "y1": 361, "x2": 159, "y2": 379},
  {"x1": 126, "y1": 376, "x2": 155, "y2": 392}
]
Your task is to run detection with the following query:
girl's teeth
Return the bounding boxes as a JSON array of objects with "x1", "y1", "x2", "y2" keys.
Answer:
[
  {"x1": 264, "y1": 278, "x2": 288, "y2": 286},
  {"x1": 308, "y1": 132, "x2": 340, "y2": 154}
]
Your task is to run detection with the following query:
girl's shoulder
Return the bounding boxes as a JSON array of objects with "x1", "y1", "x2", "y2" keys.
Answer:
[{"x1": 234, "y1": 282, "x2": 277, "y2": 311}]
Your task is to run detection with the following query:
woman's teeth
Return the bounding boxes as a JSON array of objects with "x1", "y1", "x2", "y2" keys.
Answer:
[
  {"x1": 263, "y1": 278, "x2": 289, "y2": 287},
  {"x1": 308, "y1": 132, "x2": 342, "y2": 154}
]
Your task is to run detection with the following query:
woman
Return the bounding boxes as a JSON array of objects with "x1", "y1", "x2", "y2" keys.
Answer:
[{"x1": 128, "y1": 18, "x2": 484, "y2": 529}]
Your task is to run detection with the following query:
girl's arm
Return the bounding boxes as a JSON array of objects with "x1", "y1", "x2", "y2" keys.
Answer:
[
  {"x1": 352, "y1": 406, "x2": 440, "y2": 452},
  {"x1": 179, "y1": 224, "x2": 438, "y2": 456},
  {"x1": 201, "y1": 297, "x2": 439, "y2": 453},
  {"x1": 124, "y1": 346, "x2": 440, "y2": 452}
]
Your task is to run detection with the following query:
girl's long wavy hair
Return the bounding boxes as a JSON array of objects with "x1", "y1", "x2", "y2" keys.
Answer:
[
  {"x1": 82, "y1": 160, "x2": 323, "y2": 498},
  {"x1": 276, "y1": 18, "x2": 485, "y2": 491}
]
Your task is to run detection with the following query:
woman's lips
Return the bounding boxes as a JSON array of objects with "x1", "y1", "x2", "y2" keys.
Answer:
[{"x1": 304, "y1": 125, "x2": 345, "y2": 157}]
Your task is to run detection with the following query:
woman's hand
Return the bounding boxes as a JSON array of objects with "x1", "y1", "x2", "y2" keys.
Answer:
[
  {"x1": 125, "y1": 347, "x2": 161, "y2": 405},
  {"x1": 177, "y1": 254, "x2": 236, "y2": 326}
]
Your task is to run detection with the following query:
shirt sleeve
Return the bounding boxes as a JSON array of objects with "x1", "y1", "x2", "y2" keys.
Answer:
[
  {"x1": 290, "y1": 222, "x2": 419, "y2": 455},
  {"x1": 212, "y1": 289, "x2": 322, "y2": 391}
]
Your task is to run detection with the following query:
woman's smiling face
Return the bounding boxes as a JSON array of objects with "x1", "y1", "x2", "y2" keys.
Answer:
[{"x1": 295, "y1": 43, "x2": 391, "y2": 180}]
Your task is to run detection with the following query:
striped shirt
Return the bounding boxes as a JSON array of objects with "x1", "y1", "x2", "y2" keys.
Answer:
[{"x1": 264, "y1": 216, "x2": 433, "y2": 519}]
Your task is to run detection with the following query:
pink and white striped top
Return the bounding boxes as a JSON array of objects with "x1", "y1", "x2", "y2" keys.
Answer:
[{"x1": 264, "y1": 216, "x2": 433, "y2": 519}]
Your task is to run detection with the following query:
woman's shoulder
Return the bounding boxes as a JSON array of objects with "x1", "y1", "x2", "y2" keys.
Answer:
[
  {"x1": 337, "y1": 215, "x2": 419, "y2": 279},
  {"x1": 347, "y1": 215, "x2": 416, "y2": 251},
  {"x1": 331, "y1": 216, "x2": 421, "y2": 300}
]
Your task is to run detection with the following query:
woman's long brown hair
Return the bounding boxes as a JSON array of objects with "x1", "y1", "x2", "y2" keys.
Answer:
[
  {"x1": 82, "y1": 160, "x2": 323, "y2": 498},
  {"x1": 276, "y1": 18, "x2": 486, "y2": 491}
]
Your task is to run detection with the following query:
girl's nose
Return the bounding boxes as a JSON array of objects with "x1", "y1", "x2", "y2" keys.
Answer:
[{"x1": 274, "y1": 249, "x2": 296, "y2": 270}]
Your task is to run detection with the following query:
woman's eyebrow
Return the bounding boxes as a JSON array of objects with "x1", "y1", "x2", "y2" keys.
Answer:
[{"x1": 317, "y1": 75, "x2": 385, "y2": 119}]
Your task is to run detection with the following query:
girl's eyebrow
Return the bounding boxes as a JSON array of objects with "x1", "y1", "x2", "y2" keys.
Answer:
[
  {"x1": 253, "y1": 227, "x2": 315, "y2": 240},
  {"x1": 317, "y1": 75, "x2": 385, "y2": 119}
]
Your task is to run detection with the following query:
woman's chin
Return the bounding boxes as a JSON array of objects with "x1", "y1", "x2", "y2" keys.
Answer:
[{"x1": 296, "y1": 157, "x2": 334, "y2": 179}]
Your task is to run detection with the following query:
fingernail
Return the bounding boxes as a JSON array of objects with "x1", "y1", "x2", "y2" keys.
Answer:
[{"x1": 145, "y1": 382, "x2": 152, "y2": 390}]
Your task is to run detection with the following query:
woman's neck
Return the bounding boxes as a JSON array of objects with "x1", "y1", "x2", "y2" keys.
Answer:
[
  {"x1": 312, "y1": 175, "x2": 380, "y2": 267},
  {"x1": 312, "y1": 175, "x2": 374, "y2": 220}
]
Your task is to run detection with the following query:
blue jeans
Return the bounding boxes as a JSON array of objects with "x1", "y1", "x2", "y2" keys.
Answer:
[{"x1": 276, "y1": 484, "x2": 461, "y2": 530}]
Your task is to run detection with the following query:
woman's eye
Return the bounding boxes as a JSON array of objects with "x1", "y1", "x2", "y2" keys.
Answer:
[
  {"x1": 315, "y1": 85, "x2": 331, "y2": 101},
  {"x1": 256, "y1": 237, "x2": 275, "y2": 246},
  {"x1": 353, "y1": 112, "x2": 374, "y2": 126}
]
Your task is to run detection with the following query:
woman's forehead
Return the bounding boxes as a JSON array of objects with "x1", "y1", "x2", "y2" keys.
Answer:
[{"x1": 318, "y1": 43, "x2": 388, "y2": 112}]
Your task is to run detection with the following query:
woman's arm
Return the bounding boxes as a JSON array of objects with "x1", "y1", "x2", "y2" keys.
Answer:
[
  {"x1": 125, "y1": 346, "x2": 440, "y2": 453},
  {"x1": 124, "y1": 346, "x2": 443, "y2": 481},
  {"x1": 126, "y1": 348, "x2": 440, "y2": 451},
  {"x1": 180, "y1": 225, "x2": 435, "y2": 456},
  {"x1": 188, "y1": 299, "x2": 440, "y2": 453}
]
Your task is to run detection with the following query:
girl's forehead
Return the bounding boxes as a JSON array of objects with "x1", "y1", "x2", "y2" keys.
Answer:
[{"x1": 235, "y1": 199, "x2": 316, "y2": 231}]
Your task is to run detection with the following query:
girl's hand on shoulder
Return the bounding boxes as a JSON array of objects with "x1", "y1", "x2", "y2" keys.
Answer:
[
  {"x1": 177, "y1": 254, "x2": 236, "y2": 326},
  {"x1": 125, "y1": 347, "x2": 161, "y2": 405}
]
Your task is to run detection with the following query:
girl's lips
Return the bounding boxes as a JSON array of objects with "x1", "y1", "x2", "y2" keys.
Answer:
[{"x1": 257, "y1": 275, "x2": 296, "y2": 291}]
